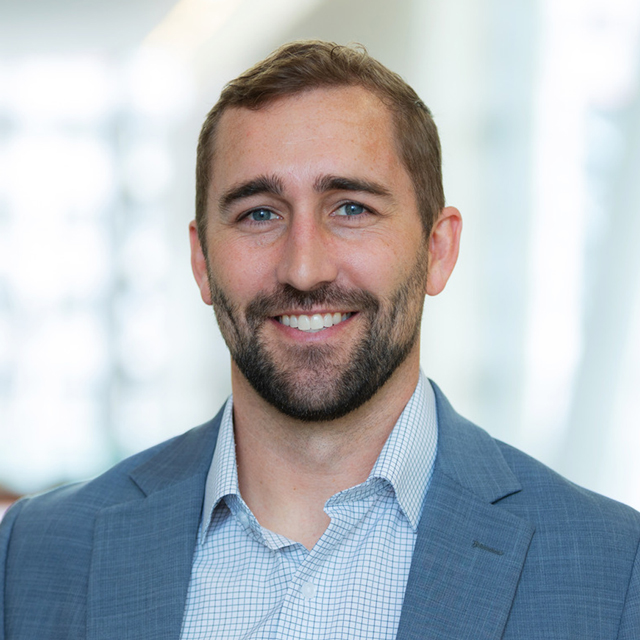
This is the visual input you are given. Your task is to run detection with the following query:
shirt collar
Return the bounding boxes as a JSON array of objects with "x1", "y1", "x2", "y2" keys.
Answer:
[
  {"x1": 368, "y1": 371, "x2": 438, "y2": 529},
  {"x1": 200, "y1": 397, "x2": 238, "y2": 540},
  {"x1": 200, "y1": 371, "x2": 438, "y2": 539}
]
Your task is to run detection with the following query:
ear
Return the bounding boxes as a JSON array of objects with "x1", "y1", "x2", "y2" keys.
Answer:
[
  {"x1": 189, "y1": 220, "x2": 213, "y2": 305},
  {"x1": 426, "y1": 206, "x2": 462, "y2": 296}
]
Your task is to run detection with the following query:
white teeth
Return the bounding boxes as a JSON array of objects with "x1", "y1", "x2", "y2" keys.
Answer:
[{"x1": 278, "y1": 312, "x2": 352, "y2": 331}]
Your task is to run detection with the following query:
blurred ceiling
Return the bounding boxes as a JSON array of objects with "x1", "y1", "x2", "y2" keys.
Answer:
[{"x1": 0, "y1": 0, "x2": 178, "y2": 57}]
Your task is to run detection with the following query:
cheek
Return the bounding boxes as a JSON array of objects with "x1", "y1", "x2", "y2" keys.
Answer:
[
  {"x1": 342, "y1": 248, "x2": 388, "y2": 288},
  {"x1": 208, "y1": 237, "x2": 278, "y2": 300},
  {"x1": 340, "y1": 235, "x2": 423, "y2": 295}
]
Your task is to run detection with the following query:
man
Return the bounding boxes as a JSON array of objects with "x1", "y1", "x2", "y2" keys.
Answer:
[{"x1": 1, "y1": 41, "x2": 639, "y2": 640}]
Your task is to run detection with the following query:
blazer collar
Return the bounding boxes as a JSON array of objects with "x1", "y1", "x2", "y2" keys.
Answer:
[
  {"x1": 87, "y1": 409, "x2": 224, "y2": 640},
  {"x1": 396, "y1": 381, "x2": 535, "y2": 640},
  {"x1": 128, "y1": 409, "x2": 224, "y2": 497},
  {"x1": 87, "y1": 383, "x2": 535, "y2": 639},
  {"x1": 429, "y1": 380, "x2": 522, "y2": 503}
]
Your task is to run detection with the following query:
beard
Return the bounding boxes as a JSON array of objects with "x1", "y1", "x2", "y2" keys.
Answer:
[{"x1": 207, "y1": 249, "x2": 428, "y2": 422}]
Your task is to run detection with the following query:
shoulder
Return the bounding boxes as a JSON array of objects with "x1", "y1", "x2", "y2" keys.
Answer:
[
  {"x1": 1, "y1": 412, "x2": 223, "y2": 552},
  {"x1": 427, "y1": 381, "x2": 640, "y2": 635},
  {"x1": 430, "y1": 379, "x2": 640, "y2": 535},
  {"x1": 438, "y1": 412, "x2": 640, "y2": 552},
  {"x1": 494, "y1": 439, "x2": 640, "y2": 526},
  {"x1": 431, "y1": 377, "x2": 640, "y2": 587},
  {"x1": 492, "y1": 439, "x2": 640, "y2": 634},
  {"x1": 495, "y1": 437, "x2": 640, "y2": 531},
  {"x1": 0, "y1": 413, "x2": 223, "y2": 638},
  {"x1": 7, "y1": 433, "x2": 178, "y2": 525}
]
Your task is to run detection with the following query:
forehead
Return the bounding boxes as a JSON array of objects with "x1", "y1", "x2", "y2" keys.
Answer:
[{"x1": 210, "y1": 86, "x2": 408, "y2": 193}]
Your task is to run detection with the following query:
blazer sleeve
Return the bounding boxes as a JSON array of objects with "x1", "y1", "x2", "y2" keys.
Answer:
[
  {"x1": 617, "y1": 538, "x2": 640, "y2": 639},
  {"x1": 0, "y1": 500, "x2": 25, "y2": 640}
]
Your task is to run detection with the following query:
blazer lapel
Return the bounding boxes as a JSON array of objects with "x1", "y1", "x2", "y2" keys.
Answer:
[
  {"x1": 396, "y1": 384, "x2": 535, "y2": 640},
  {"x1": 87, "y1": 412, "x2": 223, "y2": 640},
  {"x1": 85, "y1": 386, "x2": 532, "y2": 639}
]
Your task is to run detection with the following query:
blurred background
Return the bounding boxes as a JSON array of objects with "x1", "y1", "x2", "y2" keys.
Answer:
[{"x1": 1, "y1": 0, "x2": 640, "y2": 514}]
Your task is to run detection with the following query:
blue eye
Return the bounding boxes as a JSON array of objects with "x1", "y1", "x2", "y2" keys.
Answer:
[
  {"x1": 249, "y1": 208, "x2": 274, "y2": 222},
  {"x1": 337, "y1": 203, "x2": 366, "y2": 216}
]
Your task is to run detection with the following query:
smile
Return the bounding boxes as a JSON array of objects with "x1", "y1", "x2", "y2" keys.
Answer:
[{"x1": 277, "y1": 312, "x2": 353, "y2": 332}]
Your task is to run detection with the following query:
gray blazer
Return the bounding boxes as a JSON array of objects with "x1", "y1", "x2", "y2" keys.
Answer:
[{"x1": 2, "y1": 382, "x2": 639, "y2": 639}]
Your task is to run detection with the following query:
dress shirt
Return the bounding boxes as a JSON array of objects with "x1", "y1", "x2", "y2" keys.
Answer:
[{"x1": 180, "y1": 371, "x2": 438, "y2": 640}]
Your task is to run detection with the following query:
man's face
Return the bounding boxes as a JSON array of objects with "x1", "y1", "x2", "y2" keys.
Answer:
[{"x1": 193, "y1": 86, "x2": 428, "y2": 421}]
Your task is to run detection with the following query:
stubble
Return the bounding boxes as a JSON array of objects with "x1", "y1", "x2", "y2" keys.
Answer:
[{"x1": 207, "y1": 247, "x2": 428, "y2": 422}]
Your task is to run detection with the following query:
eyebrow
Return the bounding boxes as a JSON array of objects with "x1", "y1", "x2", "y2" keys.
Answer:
[
  {"x1": 313, "y1": 175, "x2": 392, "y2": 198},
  {"x1": 219, "y1": 175, "x2": 285, "y2": 212},
  {"x1": 218, "y1": 173, "x2": 392, "y2": 213}
]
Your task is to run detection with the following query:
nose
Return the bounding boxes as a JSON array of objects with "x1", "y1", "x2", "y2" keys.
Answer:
[{"x1": 276, "y1": 214, "x2": 338, "y2": 291}]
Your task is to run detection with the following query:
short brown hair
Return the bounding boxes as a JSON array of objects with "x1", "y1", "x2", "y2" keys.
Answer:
[{"x1": 195, "y1": 40, "x2": 444, "y2": 246}]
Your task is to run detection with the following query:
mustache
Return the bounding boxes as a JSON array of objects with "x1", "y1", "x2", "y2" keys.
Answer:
[{"x1": 245, "y1": 283, "x2": 380, "y2": 324}]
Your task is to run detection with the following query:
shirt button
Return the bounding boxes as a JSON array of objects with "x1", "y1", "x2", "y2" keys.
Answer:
[
  {"x1": 300, "y1": 581, "x2": 316, "y2": 600},
  {"x1": 236, "y1": 511, "x2": 250, "y2": 528}
]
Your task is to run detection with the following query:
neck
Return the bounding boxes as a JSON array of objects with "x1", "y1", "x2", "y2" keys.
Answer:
[{"x1": 230, "y1": 347, "x2": 420, "y2": 549}]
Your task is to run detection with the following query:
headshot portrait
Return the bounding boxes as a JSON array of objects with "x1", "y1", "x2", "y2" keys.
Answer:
[{"x1": 1, "y1": 1, "x2": 640, "y2": 639}]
